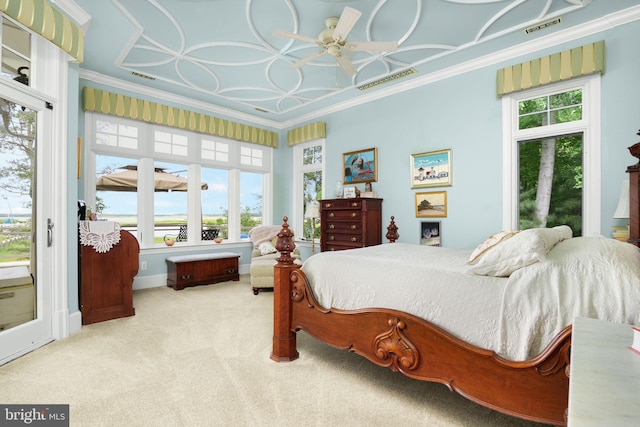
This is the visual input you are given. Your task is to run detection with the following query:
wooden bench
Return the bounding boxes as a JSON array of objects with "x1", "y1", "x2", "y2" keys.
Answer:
[{"x1": 166, "y1": 252, "x2": 240, "y2": 290}]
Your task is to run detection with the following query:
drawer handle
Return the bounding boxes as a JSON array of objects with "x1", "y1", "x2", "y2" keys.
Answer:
[
  {"x1": 351, "y1": 202, "x2": 358, "y2": 207},
  {"x1": 329, "y1": 236, "x2": 335, "y2": 241},
  {"x1": 0, "y1": 292, "x2": 15, "y2": 300},
  {"x1": 325, "y1": 203, "x2": 332, "y2": 208},
  {"x1": 351, "y1": 225, "x2": 357, "y2": 229},
  {"x1": 225, "y1": 269, "x2": 237, "y2": 274},
  {"x1": 351, "y1": 212, "x2": 357, "y2": 218},
  {"x1": 180, "y1": 275, "x2": 191, "y2": 280},
  {"x1": 351, "y1": 237, "x2": 357, "y2": 242},
  {"x1": 329, "y1": 224, "x2": 335, "y2": 229},
  {"x1": 329, "y1": 212, "x2": 335, "y2": 218}
]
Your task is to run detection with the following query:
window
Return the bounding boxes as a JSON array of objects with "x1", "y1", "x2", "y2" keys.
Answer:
[
  {"x1": 86, "y1": 113, "x2": 272, "y2": 248},
  {"x1": 293, "y1": 140, "x2": 324, "y2": 240},
  {"x1": 502, "y1": 75, "x2": 600, "y2": 236}
]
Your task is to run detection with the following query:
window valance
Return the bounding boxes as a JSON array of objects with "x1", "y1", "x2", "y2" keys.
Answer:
[
  {"x1": 497, "y1": 40, "x2": 604, "y2": 97},
  {"x1": 83, "y1": 87, "x2": 278, "y2": 148},
  {"x1": 0, "y1": 0, "x2": 83, "y2": 62},
  {"x1": 288, "y1": 121, "x2": 326, "y2": 146}
]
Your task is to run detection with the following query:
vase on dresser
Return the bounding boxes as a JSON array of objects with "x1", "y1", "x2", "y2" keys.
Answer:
[{"x1": 334, "y1": 181, "x2": 343, "y2": 198}]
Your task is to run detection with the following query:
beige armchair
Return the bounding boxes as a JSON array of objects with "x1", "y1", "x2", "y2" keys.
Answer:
[{"x1": 248, "y1": 225, "x2": 300, "y2": 295}]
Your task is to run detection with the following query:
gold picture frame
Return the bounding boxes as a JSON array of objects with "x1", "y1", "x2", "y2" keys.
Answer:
[
  {"x1": 415, "y1": 191, "x2": 447, "y2": 218},
  {"x1": 410, "y1": 149, "x2": 452, "y2": 188},
  {"x1": 343, "y1": 147, "x2": 377, "y2": 184}
]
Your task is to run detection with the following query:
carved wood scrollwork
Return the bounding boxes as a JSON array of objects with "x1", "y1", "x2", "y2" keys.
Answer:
[
  {"x1": 536, "y1": 341, "x2": 571, "y2": 377},
  {"x1": 374, "y1": 318, "x2": 419, "y2": 371}
]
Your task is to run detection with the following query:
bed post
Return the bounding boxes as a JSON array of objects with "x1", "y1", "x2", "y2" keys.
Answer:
[{"x1": 270, "y1": 217, "x2": 300, "y2": 362}]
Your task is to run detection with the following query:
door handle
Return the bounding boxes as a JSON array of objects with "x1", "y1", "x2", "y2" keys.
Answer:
[{"x1": 47, "y1": 218, "x2": 54, "y2": 247}]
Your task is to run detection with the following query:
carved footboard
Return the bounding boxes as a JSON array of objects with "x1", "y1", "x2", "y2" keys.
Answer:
[{"x1": 271, "y1": 218, "x2": 571, "y2": 426}]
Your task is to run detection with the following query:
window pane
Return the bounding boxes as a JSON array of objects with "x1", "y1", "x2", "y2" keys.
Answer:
[
  {"x1": 154, "y1": 161, "x2": 187, "y2": 244},
  {"x1": 240, "y1": 171, "x2": 262, "y2": 238},
  {"x1": 95, "y1": 155, "x2": 138, "y2": 237},
  {"x1": 518, "y1": 134, "x2": 583, "y2": 235},
  {"x1": 303, "y1": 145, "x2": 322, "y2": 166},
  {"x1": 240, "y1": 146, "x2": 263, "y2": 167},
  {"x1": 518, "y1": 89, "x2": 582, "y2": 130},
  {"x1": 96, "y1": 120, "x2": 139, "y2": 150},
  {"x1": 202, "y1": 139, "x2": 229, "y2": 162},
  {"x1": 154, "y1": 131, "x2": 188, "y2": 157},
  {"x1": 202, "y1": 167, "x2": 228, "y2": 239}
]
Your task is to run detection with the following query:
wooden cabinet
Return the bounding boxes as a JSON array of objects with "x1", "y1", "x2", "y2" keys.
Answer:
[
  {"x1": 80, "y1": 230, "x2": 139, "y2": 325},
  {"x1": 320, "y1": 198, "x2": 383, "y2": 252}
]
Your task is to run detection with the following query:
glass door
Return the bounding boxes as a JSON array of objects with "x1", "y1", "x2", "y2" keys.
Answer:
[{"x1": 0, "y1": 81, "x2": 53, "y2": 364}]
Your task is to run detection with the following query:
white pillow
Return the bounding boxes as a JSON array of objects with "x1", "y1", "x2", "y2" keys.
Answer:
[
  {"x1": 468, "y1": 225, "x2": 572, "y2": 277},
  {"x1": 258, "y1": 241, "x2": 278, "y2": 256},
  {"x1": 468, "y1": 231, "x2": 518, "y2": 264}
]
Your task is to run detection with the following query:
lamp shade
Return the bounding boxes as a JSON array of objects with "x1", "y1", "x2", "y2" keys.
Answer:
[
  {"x1": 304, "y1": 201, "x2": 320, "y2": 219},
  {"x1": 613, "y1": 179, "x2": 630, "y2": 219}
]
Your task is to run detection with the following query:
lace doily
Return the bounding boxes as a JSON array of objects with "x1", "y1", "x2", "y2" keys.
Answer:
[{"x1": 79, "y1": 221, "x2": 121, "y2": 253}]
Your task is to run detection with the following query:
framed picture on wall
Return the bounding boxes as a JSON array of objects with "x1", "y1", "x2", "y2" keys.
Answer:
[
  {"x1": 343, "y1": 147, "x2": 377, "y2": 184},
  {"x1": 420, "y1": 221, "x2": 441, "y2": 246},
  {"x1": 410, "y1": 149, "x2": 452, "y2": 188},
  {"x1": 415, "y1": 191, "x2": 447, "y2": 217}
]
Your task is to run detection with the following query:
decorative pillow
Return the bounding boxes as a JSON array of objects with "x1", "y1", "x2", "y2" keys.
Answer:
[
  {"x1": 468, "y1": 231, "x2": 518, "y2": 264},
  {"x1": 468, "y1": 225, "x2": 572, "y2": 277},
  {"x1": 258, "y1": 241, "x2": 278, "y2": 256}
]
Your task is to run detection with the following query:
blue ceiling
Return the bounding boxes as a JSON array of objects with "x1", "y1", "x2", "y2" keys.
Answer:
[{"x1": 73, "y1": 0, "x2": 638, "y2": 127}]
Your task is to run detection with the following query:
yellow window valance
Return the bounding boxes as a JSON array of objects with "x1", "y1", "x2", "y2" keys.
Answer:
[
  {"x1": 83, "y1": 87, "x2": 278, "y2": 148},
  {"x1": 288, "y1": 121, "x2": 326, "y2": 146},
  {"x1": 497, "y1": 40, "x2": 605, "y2": 97},
  {"x1": 0, "y1": 0, "x2": 83, "y2": 62}
]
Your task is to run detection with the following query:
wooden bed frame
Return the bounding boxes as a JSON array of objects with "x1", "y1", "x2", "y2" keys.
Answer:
[{"x1": 270, "y1": 143, "x2": 640, "y2": 426}]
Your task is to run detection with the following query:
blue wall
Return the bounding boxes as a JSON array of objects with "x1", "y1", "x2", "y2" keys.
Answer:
[{"x1": 283, "y1": 21, "x2": 640, "y2": 248}]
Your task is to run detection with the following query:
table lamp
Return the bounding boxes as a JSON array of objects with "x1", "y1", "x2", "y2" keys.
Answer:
[
  {"x1": 304, "y1": 201, "x2": 320, "y2": 254},
  {"x1": 613, "y1": 179, "x2": 630, "y2": 242}
]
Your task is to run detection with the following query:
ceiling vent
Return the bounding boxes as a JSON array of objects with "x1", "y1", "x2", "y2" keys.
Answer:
[
  {"x1": 524, "y1": 17, "x2": 563, "y2": 35},
  {"x1": 131, "y1": 71, "x2": 156, "y2": 80},
  {"x1": 357, "y1": 68, "x2": 417, "y2": 91},
  {"x1": 254, "y1": 107, "x2": 269, "y2": 113}
]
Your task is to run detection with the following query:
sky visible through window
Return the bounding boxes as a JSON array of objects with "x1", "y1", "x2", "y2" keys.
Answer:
[{"x1": 95, "y1": 155, "x2": 262, "y2": 216}]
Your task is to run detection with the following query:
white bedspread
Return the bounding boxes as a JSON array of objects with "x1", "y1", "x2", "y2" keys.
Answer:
[
  {"x1": 302, "y1": 243, "x2": 508, "y2": 356},
  {"x1": 301, "y1": 238, "x2": 640, "y2": 361}
]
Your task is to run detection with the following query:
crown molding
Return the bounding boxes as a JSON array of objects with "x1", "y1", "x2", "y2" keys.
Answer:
[{"x1": 49, "y1": 0, "x2": 91, "y2": 31}]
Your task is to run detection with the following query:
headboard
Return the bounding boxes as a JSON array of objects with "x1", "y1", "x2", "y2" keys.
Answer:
[{"x1": 626, "y1": 133, "x2": 640, "y2": 248}]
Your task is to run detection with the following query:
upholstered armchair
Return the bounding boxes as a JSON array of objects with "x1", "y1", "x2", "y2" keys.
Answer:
[{"x1": 248, "y1": 225, "x2": 300, "y2": 295}]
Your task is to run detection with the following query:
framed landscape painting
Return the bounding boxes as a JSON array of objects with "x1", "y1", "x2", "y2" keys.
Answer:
[
  {"x1": 415, "y1": 191, "x2": 447, "y2": 218},
  {"x1": 410, "y1": 149, "x2": 452, "y2": 188},
  {"x1": 343, "y1": 147, "x2": 377, "y2": 184}
]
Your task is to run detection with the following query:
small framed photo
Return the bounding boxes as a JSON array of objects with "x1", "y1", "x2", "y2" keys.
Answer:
[
  {"x1": 410, "y1": 149, "x2": 452, "y2": 188},
  {"x1": 343, "y1": 147, "x2": 377, "y2": 184},
  {"x1": 415, "y1": 191, "x2": 447, "y2": 217},
  {"x1": 343, "y1": 186, "x2": 357, "y2": 198},
  {"x1": 420, "y1": 221, "x2": 441, "y2": 246}
]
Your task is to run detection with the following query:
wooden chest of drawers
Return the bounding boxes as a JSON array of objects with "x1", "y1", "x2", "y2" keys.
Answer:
[{"x1": 320, "y1": 198, "x2": 383, "y2": 252}]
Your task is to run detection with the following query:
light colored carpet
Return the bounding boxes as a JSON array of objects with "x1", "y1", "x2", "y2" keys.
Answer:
[{"x1": 0, "y1": 276, "x2": 549, "y2": 426}]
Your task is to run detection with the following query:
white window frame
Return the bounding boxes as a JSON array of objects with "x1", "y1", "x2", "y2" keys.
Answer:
[
  {"x1": 292, "y1": 139, "x2": 325, "y2": 240},
  {"x1": 85, "y1": 112, "x2": 273, "y2": 247},
  {"x1": 501, "y1": 75, "x2": 601, "y2": 235}
]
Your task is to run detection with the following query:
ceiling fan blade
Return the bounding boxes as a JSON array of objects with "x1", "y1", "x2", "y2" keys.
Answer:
[
  {"x1": 273, "y1": 30, "x2": 322, "y2": 46},
  {"x1": 335, "y1": 53, "x2": 357, "y2": 77},
  {"x1": 343, "y1": 40, "x2": 398, "y2": 52},
  {"x1": 332, "y1": 7, "x2": 361, "y2": 42},
  {"x1": 290, "y1": 50, "x2": 327, "y2": 70}
]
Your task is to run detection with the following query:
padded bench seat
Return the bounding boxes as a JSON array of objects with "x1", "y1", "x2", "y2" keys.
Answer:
[{"x1": 166, "y1": 252, "x2": 240, "y2": 290}]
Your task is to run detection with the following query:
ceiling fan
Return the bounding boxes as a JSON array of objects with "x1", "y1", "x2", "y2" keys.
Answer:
[{"x1": 273, "y1": 7, "x2": 398, "y2": 77}]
